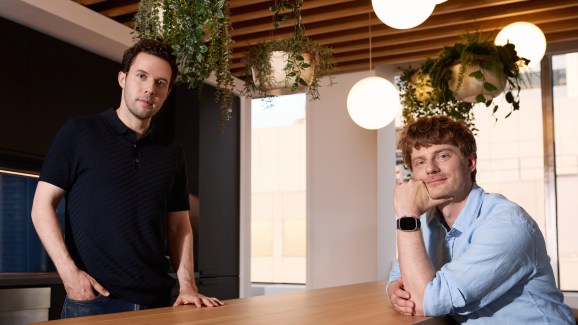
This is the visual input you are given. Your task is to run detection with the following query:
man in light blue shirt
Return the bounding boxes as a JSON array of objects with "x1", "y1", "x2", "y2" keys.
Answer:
[{"x1": 388, "y1": 116, "x2": 574, "y2": 324}]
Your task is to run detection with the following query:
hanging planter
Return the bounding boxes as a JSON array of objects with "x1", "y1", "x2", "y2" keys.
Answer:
[
  {"x1": 448, "y1": 57, "x2": 506, "y2": 103},
  {"x1": 251, "y1": 51, "x2": 315, "y2": 95},
  {"x1": 397, "y1": 32, "x2": 530, "y2": 133},
  {"x1": 242, "y1": 0, "x2": 335, "y2": 100}
]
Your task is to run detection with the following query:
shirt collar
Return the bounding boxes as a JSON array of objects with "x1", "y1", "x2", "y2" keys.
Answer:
[
  {"x1": 452, "y1": 183, "x2": 483, "y2": 232},
  {"x1": 101, "y1": 108, "x2": 154, "y2": 140},
  {"x1": 102, "y1": 108, "x2": 128, "y2": 135},
  {"x1": 426, "y1": 183, "x2": 484, "y2": 233}
]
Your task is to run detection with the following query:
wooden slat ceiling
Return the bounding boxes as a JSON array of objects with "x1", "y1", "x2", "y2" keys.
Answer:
[{"x1": 72, "y1": 0, "x2": 578, "y2": 78}]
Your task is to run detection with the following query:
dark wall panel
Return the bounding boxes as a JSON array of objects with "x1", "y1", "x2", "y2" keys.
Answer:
[
  {"x1": 198, "y1": 86, "x2": 240, "y2": 279},
  {"x1": 0, "y1": 18, "x2": 31, "y2": 154},
  {"x1": 26, "y1": 29, "x2": 119, "y2": 156},
  {"x1": 0, "y1": 17, "x2": 119, "y2": 162},
  {"x1": 157, "y1": 85, "x2": 240, "y2": 298}
]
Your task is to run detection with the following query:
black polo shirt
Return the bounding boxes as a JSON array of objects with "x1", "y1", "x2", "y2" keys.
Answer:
[{"x1": 40, "y1": 108, "x2": 189, "y2": 306}]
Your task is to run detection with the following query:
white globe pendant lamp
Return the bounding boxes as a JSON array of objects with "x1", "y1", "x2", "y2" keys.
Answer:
[
  {"x1": 347, "y1": 76, "x2": 401, "y2": 130},
  {"x1": 347, "y1": 12, "x2": 401, "y2": 129},
  {"x1": 494, "y1": 21, "x2": 546, "y2": 69},
  {"x1": 371, "y1": 0, "x2": 436, "y2": 29}
]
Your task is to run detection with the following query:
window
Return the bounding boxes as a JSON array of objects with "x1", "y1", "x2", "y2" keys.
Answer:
[
  {"x1": 473, "y1": 66, "x2": 546, "y2": 233},
  {"x1": 251, "y1": 94, "x2": 307, "y2": 284},
  {"x1": 553, "y1": 52, "x2": 578, "y2": 291}
]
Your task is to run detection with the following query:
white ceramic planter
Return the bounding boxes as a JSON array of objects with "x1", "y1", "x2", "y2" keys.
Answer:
[
  {"x1": 448, "y1": 60, "x2": 506, "y2": 103},
  {"x1": 251, "y1": 51, "x2": 314, "y2": 95}
]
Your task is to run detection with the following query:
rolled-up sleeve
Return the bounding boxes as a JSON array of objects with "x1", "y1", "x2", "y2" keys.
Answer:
[
  {"x1": 387, "y1": 259, "x2": 401, "y2": 296},
  {"x1": 423, "y1": 208, "x2": 536, "y2": 316}
]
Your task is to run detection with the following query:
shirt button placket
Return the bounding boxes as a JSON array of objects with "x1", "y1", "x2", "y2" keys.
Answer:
[{"x1": 133, "y1": 143, "x2": 140, "y2": 166}]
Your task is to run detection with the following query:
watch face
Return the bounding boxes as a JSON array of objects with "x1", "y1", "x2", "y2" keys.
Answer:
[{"x1": 399, "y1": 217, "x2": 419, "y2": 231}]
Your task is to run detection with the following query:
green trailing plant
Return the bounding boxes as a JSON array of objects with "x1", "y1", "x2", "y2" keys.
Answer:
[
  {"x1": 397, "y1": 32, "x2": 530, "y2": 133},
  {"x1": 242, "y1": 0, "x2": 335, "y2": 100},
  {"x1": 398, "y1": 58, "x2": 478, "y2": 133},
  {"x1": 134, "y1": 0, "x2": 235, "y2": 128}
]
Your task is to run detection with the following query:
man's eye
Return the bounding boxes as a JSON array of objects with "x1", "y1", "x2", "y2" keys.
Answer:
[{"x1": 438, "y1": 153, "x2": 450, "y2": 160}]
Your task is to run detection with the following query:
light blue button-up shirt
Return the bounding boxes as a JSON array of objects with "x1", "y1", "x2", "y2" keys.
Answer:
[{"x1": 389, "y1": 184, "x2": 575, "y2": 324}]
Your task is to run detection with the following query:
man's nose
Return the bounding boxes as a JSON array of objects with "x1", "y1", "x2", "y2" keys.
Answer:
[
  {"x1": 144, "y1": 81, "x2": 155, "y2": 95},
  {"x1": 426, "y1": 161, "x2": 440, "y2": 174}
]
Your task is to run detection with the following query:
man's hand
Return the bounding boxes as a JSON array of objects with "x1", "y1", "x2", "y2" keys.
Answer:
[
  {"x1": 62, "y1": 268, "x2": 109, "y2": 301},
  {"x1": 388, "y1": 278, "x2": 416, "y2": 316},
  {"x1": 394, "y1": 179, "x2": 452, "y2": 217},
  {"x1": 173, "y1": 287, "x2": 224, "y2": 307}
]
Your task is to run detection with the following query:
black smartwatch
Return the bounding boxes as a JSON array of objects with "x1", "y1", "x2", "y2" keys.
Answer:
[{"x1": 397, "y1": 216, "x2": 421, "y2": 231}]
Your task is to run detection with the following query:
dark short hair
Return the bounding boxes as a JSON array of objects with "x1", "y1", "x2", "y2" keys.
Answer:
[
  {"x1": 121, "y1": 39, "x2": 178, "y2": 88},
  {"x1": 398, "y1": 115, "x2": 477, "y2": 181}
]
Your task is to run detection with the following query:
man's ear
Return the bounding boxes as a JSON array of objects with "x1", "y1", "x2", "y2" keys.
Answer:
[
  {"x1": 467, "y1": 153, "x2": 477, "y2": 173},
  {"x1": 118, "y1": 71, "x2": 126, "y2": 88}
]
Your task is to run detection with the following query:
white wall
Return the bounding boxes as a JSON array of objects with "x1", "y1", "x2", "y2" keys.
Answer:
[
  {"x1": 376, "y1": 65, "x2": 400, "y2": 282},
  {"x1": 305, "y1": 70, "x2": 398, "y2": 289}
]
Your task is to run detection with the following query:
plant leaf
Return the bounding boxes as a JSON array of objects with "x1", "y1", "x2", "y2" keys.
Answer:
[
  {"x1": 479, "y1": 60, "x2": 493, "y2": 71},
  {"x1": 469, "y1": 70, "x2": 484, "y2": 80},
  {"x1": 483, "y1": 82, "x2": 497, "y2": 91}
]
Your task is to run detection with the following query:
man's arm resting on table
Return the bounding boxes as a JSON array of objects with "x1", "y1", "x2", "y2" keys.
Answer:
[
  {"x1": 393, "y1": 179, "x2": 448, "y2": 316},
  {"x1": 397, "y1": 229, "x2": 435, "y2": 316},
  {"x1": 167, "y1": 211, "x2": 223, "y2": 307},
  {"x1": 31, "y1": 181, "x2": 109, "y2": 300}
]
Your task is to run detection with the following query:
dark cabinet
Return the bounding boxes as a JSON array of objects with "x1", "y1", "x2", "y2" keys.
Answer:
[
  {"x1": 26, "y1": 31, "x2": 119, "y2": 156},
  {"x1": 0, "y1": 18, "x2": 30, "y2": 154},
  {"x1": 0, "y1": 17, "x2": 119, "y2": 159},
  {"x1": 158, "y1": 84, "x2": 240, "y2": 300},
  {"x1": 197, "y1": 276, "x2": 239, "y2": 300}
]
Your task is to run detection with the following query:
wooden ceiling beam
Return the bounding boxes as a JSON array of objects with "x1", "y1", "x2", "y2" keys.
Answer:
[
  {"x1": 231, "y1": 0, "x2": 356, "y2": 22},
  {"x1": 72, "y1": 0, "x2": 578, "y2": 78},
  {"x1": 99, "y1": 3, "x2": 139, "y2": 18}
]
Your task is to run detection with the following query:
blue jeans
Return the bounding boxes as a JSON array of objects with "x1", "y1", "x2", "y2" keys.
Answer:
[{"x1": 61, "y1": 295, "x2": 153, "y2": 319}]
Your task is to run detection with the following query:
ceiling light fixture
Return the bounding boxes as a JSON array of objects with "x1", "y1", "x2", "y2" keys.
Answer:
[
  {"x1": 371, "y1": 0, "x2": 436, "y2": 29},
  {"x1": 494, "y1": 21, "x2": 546, "y2": 70},
  {"x1": 347, "y1": 12, "x2": 400, "y2": 130}
]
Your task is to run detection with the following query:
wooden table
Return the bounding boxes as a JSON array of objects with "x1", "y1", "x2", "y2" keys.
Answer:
[{"x1": 31, "y1": 281, "x2": 452, "y2": 324}]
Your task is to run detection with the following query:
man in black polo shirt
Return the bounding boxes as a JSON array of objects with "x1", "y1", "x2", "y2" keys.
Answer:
[{"x1": 31, "y1": 39, "x2": 223, "y2": 318}]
